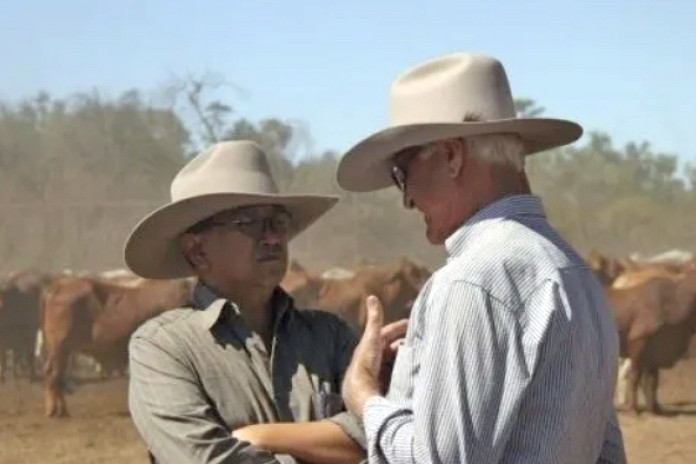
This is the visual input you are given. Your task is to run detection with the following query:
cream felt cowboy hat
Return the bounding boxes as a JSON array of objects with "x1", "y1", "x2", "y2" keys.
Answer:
[
  {"x1": 124, "y1": 140, "x2": 338, "y2": 279},
  {"x1": 337, "y1": 52, "x2": 583, "y2": 192}
]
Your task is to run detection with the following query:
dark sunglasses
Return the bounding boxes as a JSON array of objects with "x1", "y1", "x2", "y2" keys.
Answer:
[
  {"x1": 390, "y1": 165, "x2": 407, "y2": 192},
  {"x1": 389, "y1": 145, "x2": 427, "y2": 192}
]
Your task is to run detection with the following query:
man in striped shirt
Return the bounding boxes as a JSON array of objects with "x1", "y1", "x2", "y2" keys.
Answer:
[{"x1": 337, "y1": 52, "x2": 626, "y2": 463}]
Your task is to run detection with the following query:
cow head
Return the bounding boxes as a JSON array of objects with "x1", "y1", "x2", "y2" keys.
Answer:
[
  {"x1": 393, "y1": 257, "x2": 431, "y2": 291},
  {"x1": 355, "y1": 259, "x2": 430, "y2": 330},
  {"x1": 587, "y1": 251, "x2": 625, "y2": 287}
]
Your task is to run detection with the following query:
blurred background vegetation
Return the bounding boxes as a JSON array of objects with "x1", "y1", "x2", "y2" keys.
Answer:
[{"x1": 1, "y1": 79, "x2": 692, "y2": 273}]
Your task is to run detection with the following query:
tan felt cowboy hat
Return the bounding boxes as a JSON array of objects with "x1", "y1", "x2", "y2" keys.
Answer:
[
  {"x1": 337, "y1": 52, "x2": 584, "y2": 192},
  {"x1": 124, "y1": 140, "x2": 338, "y2": 279}
]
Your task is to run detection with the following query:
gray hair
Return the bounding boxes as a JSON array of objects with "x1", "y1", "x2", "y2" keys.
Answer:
[{"x1": 465, "y1": 134, "x2": 526, "y2": 171}]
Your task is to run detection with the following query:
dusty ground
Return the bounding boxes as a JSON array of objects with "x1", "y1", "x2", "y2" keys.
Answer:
[
  {"x1": 2, "y1": 360, "x2": 696, "y2": 463},
  {"x1": 0, "y1": 377, "x2": 145, "y2": 464}
]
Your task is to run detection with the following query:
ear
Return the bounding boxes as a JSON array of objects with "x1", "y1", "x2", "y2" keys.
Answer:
[
  {"x1": 178, "y1": 233, "x2": 209, "y2": 271},
  {"x1": 444, "y1": 139, "x2": 465, "y2": 178}
]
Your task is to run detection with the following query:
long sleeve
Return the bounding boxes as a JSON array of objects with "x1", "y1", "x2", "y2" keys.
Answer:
[
  {"x1": 363, "y1": 281, "x2": 532, "y2": 463},
  {"x1": 128, "y1": 329, "x2": 297, "y2": 464}
]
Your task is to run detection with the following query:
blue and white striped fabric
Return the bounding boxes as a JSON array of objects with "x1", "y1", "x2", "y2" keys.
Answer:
[{"x1": 363, "y1": 194, "x2": 626, "y2": 464}]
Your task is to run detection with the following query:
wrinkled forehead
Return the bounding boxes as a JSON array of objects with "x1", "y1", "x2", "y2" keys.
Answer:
[{"x1": 211, "y1": 204, "x2": 289, "y2": 220}]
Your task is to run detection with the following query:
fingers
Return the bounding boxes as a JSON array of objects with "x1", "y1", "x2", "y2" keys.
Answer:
[
  {"x1": 361, "y1": 295, "x2": 384, "y2": 346},
  {"x1": 389, "y1": 338, "x2": 405, "y2": 352},
  {"x1": 380, "y1": 318, "x2": 408, "y2": 345}
]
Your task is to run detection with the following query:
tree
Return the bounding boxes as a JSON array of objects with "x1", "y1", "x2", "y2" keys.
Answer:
[
  {"x1": 0, "y1": 90, "x2": 189, "y2": 270},
  {"x1": 0, "y1": 87, "x2": 693, "y2": 273},
  {"x1": 163, "y1": 73, "x2": 238, "y2": 150},
  {"x1": 514, "y1": 98, "x2": 545, "y2": 118}
]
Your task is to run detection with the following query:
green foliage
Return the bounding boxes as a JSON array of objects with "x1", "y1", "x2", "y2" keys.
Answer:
[
  {"x1": 0, "y1": 90, "x2": 189, "y2": 270},
  {"x1": 527, "y1": 131, "x2": 691, "y2": 255},
  {"x1": 0, "y1": 91, "x2": 691, "y2": 272},
  {"x1": 514, "y1": 98, "x2": 545, "y2": 118}
]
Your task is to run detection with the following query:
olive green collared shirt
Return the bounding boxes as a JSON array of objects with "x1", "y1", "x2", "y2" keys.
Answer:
[{"x1": 128, "y1": 283, "x2": 365, "y2": 464}]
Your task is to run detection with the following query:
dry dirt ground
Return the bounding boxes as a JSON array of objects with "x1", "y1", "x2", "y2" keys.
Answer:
[{"x1": 2, "y1": 359, "x2": 696, "y2": 463}]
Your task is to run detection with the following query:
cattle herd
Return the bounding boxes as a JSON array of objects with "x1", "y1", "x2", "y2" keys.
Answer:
[
  {"x1": 0, "y1": 252, "x2": 694, "y2": 421},
  {"x1": 588, "y1": 250, "x2": 696, "y2": 415}
]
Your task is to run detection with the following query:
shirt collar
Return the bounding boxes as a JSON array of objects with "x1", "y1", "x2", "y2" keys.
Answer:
[
  {"x1": 192, "y1": 283, "x2": 227, "y2": 330},
  {"x1": 192, "y1": 282, "x2": 293, "y2": 332},
  {"x1": 445, "y1": 194, "x2": 546, "y2": 259}
]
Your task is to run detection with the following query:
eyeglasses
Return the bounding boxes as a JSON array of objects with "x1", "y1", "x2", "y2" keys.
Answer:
[
  {"x1": 186, "y1": 206, "x2": 293, "y2": 239},
  {"x1": 210, "y1": 210, "x2": 293, "y2": 239},
  {"x1": 389, "y1": 144, "x2": 436, "y2": 192},
  {"x1": 390, "y1": 165, "x2": 407, "y2": 192}
]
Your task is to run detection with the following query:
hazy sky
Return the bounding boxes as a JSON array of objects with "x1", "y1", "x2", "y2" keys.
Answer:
[{"x1": 3, "y1": 0, "x2": 694, "y2": 165}]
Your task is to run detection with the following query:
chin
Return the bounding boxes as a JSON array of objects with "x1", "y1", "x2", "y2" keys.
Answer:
[
  {"x1": 263, "y1": 258, "x2": 287, "y2": 275},
  {"x1": 426, "y1": 235, "x2": 446, "y2": 245},
  {"x1": 425, "y1": 227, "x2": 446, "y2": 245}
]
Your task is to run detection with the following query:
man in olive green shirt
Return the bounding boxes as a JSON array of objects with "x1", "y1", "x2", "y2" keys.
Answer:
[{"x1": 125, "y1": 141, "x2": 404, "y2": 463}]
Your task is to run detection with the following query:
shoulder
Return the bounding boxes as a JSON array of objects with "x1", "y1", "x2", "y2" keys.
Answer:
[
  {"x1": 441, "y1": 219, "x2": 587, "y2": 308},
  {"x1": 130, "y1": 306, "x2": 201, "y2": 346}
]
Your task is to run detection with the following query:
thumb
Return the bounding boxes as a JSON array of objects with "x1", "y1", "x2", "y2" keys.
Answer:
[{"x1": 362, "y1": 295, "x2": 384, "y2": 343}]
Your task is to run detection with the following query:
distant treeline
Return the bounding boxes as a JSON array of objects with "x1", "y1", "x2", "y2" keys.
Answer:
[{"x1": 0, "y1": 82, "x2": 693, "y2": 273}]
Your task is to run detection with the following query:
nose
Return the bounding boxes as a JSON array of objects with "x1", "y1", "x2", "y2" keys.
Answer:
[{"x1": 259, "y1": 219, "x2": 285, "y2": 245}]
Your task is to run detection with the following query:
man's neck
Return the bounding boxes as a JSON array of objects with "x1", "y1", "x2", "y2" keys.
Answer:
[
  {"x1": 204, "y1": 279, "x2": 277, "y2": 339},
  {"x1": 445, "y1": 169, "x2": 531, "y2": 240}
]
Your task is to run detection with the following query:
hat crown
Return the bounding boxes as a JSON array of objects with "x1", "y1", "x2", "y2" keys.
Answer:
[
  {"x1": 171, "y1": 140, "x2": 279, "y2": 201},
  {"x1": 389, "y1": 52, "x2": 516, "y2": 126},
  {"x1": 125, "y1": 139, "x2": 338, "y2": 279}
]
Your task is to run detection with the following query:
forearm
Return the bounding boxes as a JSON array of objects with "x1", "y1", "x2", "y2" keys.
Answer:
[
  {"x1": 360, "y1": 283, "x2": 526, "y2": 464},
  {"x1": 129, "y1": 336, "x2": 294, "y2": 464},
  {"x1": 233, "y1": 420, "x2": 365, "y2": 464}
]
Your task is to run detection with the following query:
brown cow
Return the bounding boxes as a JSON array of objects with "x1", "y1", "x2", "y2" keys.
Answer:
[
  {"x1": 41, "y1": 275, "x2": 194, "y2": 417},
  {"x1": 0, "y1": 270, "x2": 51, "y2": 382},
  {"x1": 611, "y1": 267, "x2": 684, "y2": 290},
  {"x1": 315, "y1": 258, "x2": 430, "y2": 332},
  {"x1": 607, "y1": 270, "x2": 696, "y2": 414},
  {"x1": 586, "y1": 250, "x2": 626, "y2": 287}
]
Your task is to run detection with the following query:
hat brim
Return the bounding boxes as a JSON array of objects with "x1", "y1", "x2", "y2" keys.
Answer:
[
  {"x1": 337, "y1": 117, "x2": 582, "y2": 192},
  {"x1": 124, "y1": 193, "x2": 338, "y2": 279}
]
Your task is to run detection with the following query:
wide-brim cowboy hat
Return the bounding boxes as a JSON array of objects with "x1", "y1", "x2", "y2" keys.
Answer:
[
  {"x1": 124, "y1": 140, "x2": 337, "y2": 279},
  {"x1": 337, "y1": 52, "x2": 584, "y2": 192}
]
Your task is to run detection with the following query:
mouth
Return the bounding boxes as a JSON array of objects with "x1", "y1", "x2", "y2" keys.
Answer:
[
  {"x1": 256, "y1": 243, "x2": 285, "y2": 262},
  {"x1": 257, "y1": 253, "x2": 283, "y2": 262}
]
